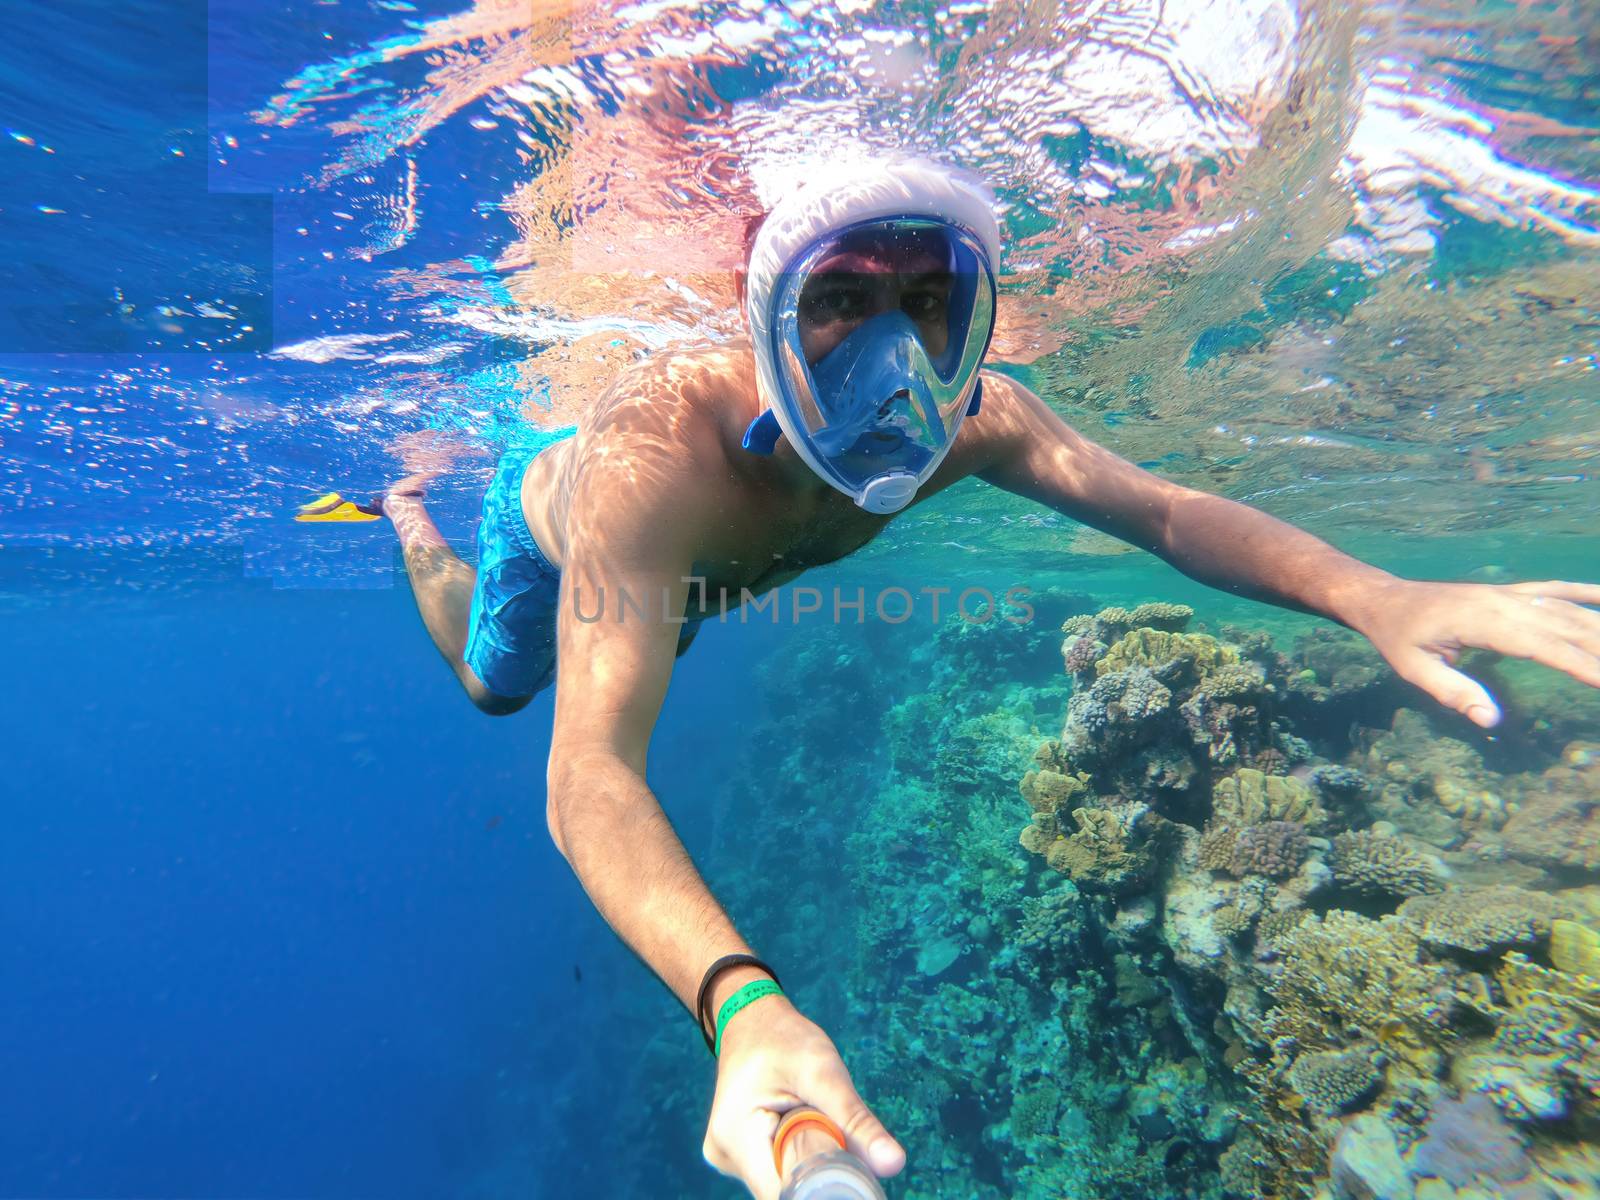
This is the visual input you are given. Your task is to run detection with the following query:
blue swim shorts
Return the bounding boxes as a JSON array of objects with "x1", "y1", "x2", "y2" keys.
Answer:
[{"x1": 463, "y1": 427, "x2": 578, "y2": 699}]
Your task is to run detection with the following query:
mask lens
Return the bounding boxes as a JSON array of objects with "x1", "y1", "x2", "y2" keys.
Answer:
[
  {"x1": 768, "y1": 216, "x2": 995, "y2": 497},
  {"x1": 793, "y1": 222, "x2": 965, "y2": 371}
]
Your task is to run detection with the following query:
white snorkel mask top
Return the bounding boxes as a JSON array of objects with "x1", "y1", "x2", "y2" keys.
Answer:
[{"x1": 742, "y1": 158, "x2": 1000, "y2": 515}]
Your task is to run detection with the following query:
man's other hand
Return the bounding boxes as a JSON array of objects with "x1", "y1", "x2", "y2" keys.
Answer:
[
  {"x1": 1355, "y1": 578, "x2": 1600, "y2": 727},
  {"x1": 703, "y1": 999, "x2": 905, "y2": 1200}
]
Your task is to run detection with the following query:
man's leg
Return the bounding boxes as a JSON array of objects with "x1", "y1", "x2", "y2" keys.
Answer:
[{"x1": 384, "y1": 487, "x2": 530, "y2": 716}]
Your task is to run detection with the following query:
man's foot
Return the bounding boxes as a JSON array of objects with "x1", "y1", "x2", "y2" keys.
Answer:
[
  {"x1": 381, "y1": 477, "x2": 452, "y2": 553},
  {"x1": 379, "y1": 473, "x2": 431, "y2": 521},
  {"x1": 295, "y1": 491, "x2": 383, "y2": 523}
]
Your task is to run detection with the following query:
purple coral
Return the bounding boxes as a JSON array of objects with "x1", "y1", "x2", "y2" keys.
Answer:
[
  {"x1": 1410, "y1": 1094, "x2": 1549, "y2": 1197},
  {"x1": 1230, "y1": 821, "x2": 1309, "y2": 879},
  {"x1": 1062, "y1": 667, "x2": 1173, "y2": 760},
  {"x1": 1064, "y1": 633, "x2": 1103, "y2": 676}
]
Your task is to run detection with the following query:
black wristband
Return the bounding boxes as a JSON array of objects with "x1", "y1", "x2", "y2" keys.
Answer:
[{"x1": 696, "y1": 954, "x2": 781, "y2": 1054}]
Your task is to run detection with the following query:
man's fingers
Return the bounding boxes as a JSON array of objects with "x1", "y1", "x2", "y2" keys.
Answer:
[
  {"x1": 705, "y1": 1109, "x2": 783, "y2": 1200},
  {"x1": 1538, "y1": 600, "x2": 1600, "y2": 658},
  {"x1": 801, "y1": 1061, "x2": 906, "y2": 1178},
  {"x1": 1391, "y1": 649, "x2": 1501, "y2": 727},
  {"x1": 1508, "y1": 579, "x2": 1600, "y2": 607},
  {"x1": 1526, "y1": 639, "x2": 1600, "y2": 690}
]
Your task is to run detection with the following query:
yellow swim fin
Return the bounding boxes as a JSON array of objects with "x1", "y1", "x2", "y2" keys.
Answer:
[{"x1": 295, "y1": 491, "x2": 382, "y2": 523}]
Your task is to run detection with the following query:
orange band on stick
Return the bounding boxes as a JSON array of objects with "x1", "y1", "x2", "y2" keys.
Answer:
[{"x1": 772, "y1": 1107, "x2": 848, "y2": 1178}]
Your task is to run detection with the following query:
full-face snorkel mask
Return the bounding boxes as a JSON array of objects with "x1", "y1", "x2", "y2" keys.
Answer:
[{"x1": 743, "y1": 159, "x2": 1000, "y2": 515}]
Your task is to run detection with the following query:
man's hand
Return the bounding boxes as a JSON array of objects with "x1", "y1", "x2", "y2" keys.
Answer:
[
  {"x1": 1354, "y1": 579, "x2": 1600, "y2": 728},
  {"x1": 704, "y1": 998, "x2": 905, "y2": 1200}
]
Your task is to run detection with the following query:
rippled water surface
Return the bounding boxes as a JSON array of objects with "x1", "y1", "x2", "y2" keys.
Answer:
[
  {"x1": 3, "y1": 3, "x2": 1599, "y2": 1199},
  {"x1": 5, "y1": 0, "x2": 1597, "y2": 567}
]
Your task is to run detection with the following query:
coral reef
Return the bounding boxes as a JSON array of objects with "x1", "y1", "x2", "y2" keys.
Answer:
[
  {"x1": 676, "y1": 595, "x2": 1600, "y2": 1200},
  {"x1": 1043, "y1": 802, "x2": 1176, "y2": 895},
  {"x1": 1501, "y1": 744, "x2": 1600, "y2": 878},
  {"x1": 1328, "y1": 829, "x2": 1446, "y2": 900},
  {"x1": 1213, "y1": 768, "x2": 1326, "y2": 828},
  {"x1": 1360, "y1": 709, "x2": 1511, "y2": 842},
  {"x1": 1288, "y1": 1049, "x2": 1381, "y2": 1114},
  {"x1": 1399, "y1": 886, "x2": 1561, "y2": 955},
  {"x1": 1409, "y1": 1093, "x2": 1553, "y2": 1198},
  {"x1": 1230, "y1": 820, "x2": 1310, "y2": 879},
  {"x1": 1020, "y1": 602, "x2": 1600, "y2": 1197}
]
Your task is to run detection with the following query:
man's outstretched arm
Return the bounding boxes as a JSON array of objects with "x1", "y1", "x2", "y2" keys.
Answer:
[
  {"x1": 975, "y1": 375, "x2": 1600, "y2": 727},
  {"x1": 545, "y1": 429, "x2": 904, "y2": 1200}
]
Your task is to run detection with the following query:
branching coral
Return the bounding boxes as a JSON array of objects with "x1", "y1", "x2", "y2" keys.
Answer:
[
  {"x1": 1198, "y1": 661, "x2": 1269, "y2": 701},
  {"x1": 1267, "y1": 911, "x2": 1461, "y2": 1056},
  {"x1": 1310, "y1": 764, "x2": 1369, "y2": 799},
  {"x1": 1061, "y1": 666, "x2": 1173, "y2": 760},
  {"x1": 1214, "y1": 904, "x2": 1256, "y2": 939},
  {"x1": 1062, "y1": 633, "x2": 1104, "y2": 676},
  {"x1": 1128, "y1": 602, "x2": 1194, "y2": 632},
  {"x1": 1327, "y1": 829, "x2": 1445, "y2": 899},
  {"x1": 1230, "y1": 820, "x2": 1310, "y2": 879},
  {"x1": 1399, "y1": 885, "x2": 1560, "y2": 955},
  {"x1": 1063, "y1": 602, "x2": 1194, "y2": 648},
  {"x1": 1257, "y1": 907, "x2": 1309, "y2": 944},
  {"x1": 1198, "y1": 824, "x2": 1239, "y2": 873},
  {"x1": 1287, "y1": 1049, "x2": 1381, "y2": 1114},
  {"x1": 1493, "y1": 953, "x2": 1600, "y2": 1108}
]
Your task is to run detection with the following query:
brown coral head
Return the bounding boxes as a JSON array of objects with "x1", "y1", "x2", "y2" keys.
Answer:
[
  {"x1": 1230, "y1": 821, "x2": 1310, "y2": 879},
  {"x1": 1328, "y1": 829, "x2": 1445, "y2": 899},
  {"x1": 1286, "y1": 1049, "x2": 1381, "y2": 1114},
  {"x1": 1198, "y1": 824, "x2": 1240, "y2": 873}
]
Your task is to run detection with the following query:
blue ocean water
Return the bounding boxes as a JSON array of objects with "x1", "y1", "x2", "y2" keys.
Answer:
[
  {"x1": 4, "y1": 1, "x2": 1600, "y2": 1198},
  {"x1": 0, "y1": 564, "x2": 768, "y2": 1196}
]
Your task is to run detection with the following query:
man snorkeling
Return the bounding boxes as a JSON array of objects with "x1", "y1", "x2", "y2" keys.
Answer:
[{"x1": 364, "y1": 158, "x2": 1600, "y2": 1199}]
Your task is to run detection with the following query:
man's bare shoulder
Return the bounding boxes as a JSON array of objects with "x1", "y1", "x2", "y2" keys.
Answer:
[
  {"x1": 558, "y1": 339, "x2": 761, "y2": 551},
  {"x1": 583, "y1": 339, "x2": 754, "y2": 461}
]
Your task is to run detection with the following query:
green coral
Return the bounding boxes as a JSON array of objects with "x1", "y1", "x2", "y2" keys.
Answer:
[
  {"x1": 1211, "y1": 768, "x2": 1325, "y2": 829},
  {"x1": 1042, "y1": 803, "x2": 1175, "y2": 894},
  {"x1": 1018, "y1": 766, "x2": 1091, "y2": 815},
  {"x1": 1097, "y1": 627, "x2": 1241, "y2": 678},
  {"x1": 1327, "y1": 829, "x2": 1445, "y2": 899}
]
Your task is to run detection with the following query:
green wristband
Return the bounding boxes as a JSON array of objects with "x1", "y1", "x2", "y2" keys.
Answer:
[{"x1": 713, "y1": 979, "x2": 784, "y2": 1057}]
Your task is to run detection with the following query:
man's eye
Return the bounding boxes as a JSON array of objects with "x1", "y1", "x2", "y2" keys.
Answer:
[
  {"x1": 903, "y1": 292, "x2": 945, "y2": 319},
  {"x1": 808, "y1": 287, "x2": 864, "y2": 320}
]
